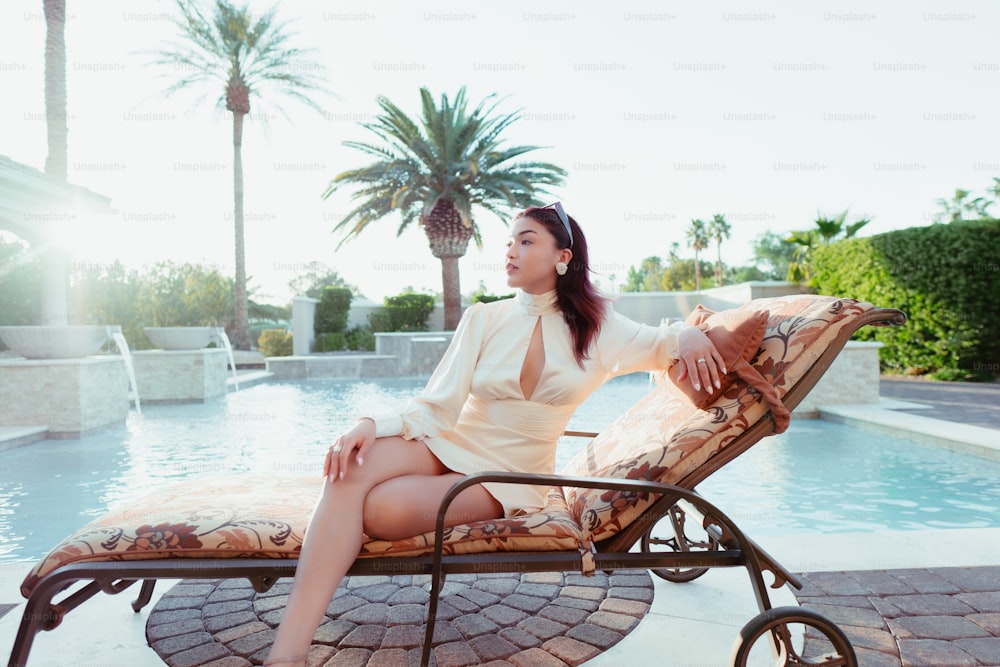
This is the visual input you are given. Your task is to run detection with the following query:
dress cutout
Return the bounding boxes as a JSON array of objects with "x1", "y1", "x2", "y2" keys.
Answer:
[
  {"x1": 519, "y1": 318, "x2": 545, "y2": 401},
  {"x1": 370, "y1": 288, "x2": 689, "y2": 515}
]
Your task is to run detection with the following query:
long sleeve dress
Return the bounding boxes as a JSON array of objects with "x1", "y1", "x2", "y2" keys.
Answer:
[{"x1": 369, "y1": 289, "x2": 687, "y2": 515}]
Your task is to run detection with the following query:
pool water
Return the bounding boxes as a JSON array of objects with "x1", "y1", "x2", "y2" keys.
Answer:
[{"x1": 1, "y1": 374, "x2": 998, "y2": 563}]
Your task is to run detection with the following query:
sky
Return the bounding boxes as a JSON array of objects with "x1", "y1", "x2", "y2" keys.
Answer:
[{"x1": 1, "y1": 0, "x2": 998, "y2": 305}]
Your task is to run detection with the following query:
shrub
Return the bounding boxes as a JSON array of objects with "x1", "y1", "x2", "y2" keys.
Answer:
[
  {"x1": 315, "y1": 332, "x2": 347, "y2": 352},
  {"x1": 251, "y1": 322, "x2": 284, "y2": 349},
  {"x1": 71, "y1": 260, "x2": 232, "y2": 350},
  {"x1": 0, "y1": 237, "x2": 42, "y2": 326},
  {"x1": 367, "y1": 310, "x2": 394, "y2": 333},
  {"x1": 314, "y1": 286, "x2": 352, "y2": 336},
  {"x1": 346, "y1": 325, "x2": 375, "y2": 351},
  {"x1": 473, "y1": 292, "x2": 515, "y2": 304},
  {"x1": 383, "y1": 293, "x2": 435, "y2": 331},
  {"x1": 258, "y1": 329, "x2": 293, "y2": 357},
  {"x1": 811, "y1": 219, "x2": 1000, "y2": 379}
]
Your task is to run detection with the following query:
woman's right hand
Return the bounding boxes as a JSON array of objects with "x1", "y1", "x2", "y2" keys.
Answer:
[
  {"x1": 324, "y1": 418, "x2": 376, "y2": 483},
  {"x1": 675, "y1": 326, "x2": 725, "y2": 393}
]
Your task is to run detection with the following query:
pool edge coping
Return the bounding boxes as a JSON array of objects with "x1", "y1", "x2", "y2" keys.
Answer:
[{"x1": 819, "y1": 399, "x2": 1000, "y2": 462}]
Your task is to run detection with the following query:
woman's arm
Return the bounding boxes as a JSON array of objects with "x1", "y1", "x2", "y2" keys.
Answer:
[
  {"x1": 327, "y1": 303, "x2": 488, "y2": 480},
  {"x1": 598, "y1": 310, "x2": 724, "y2": 392},
  {"x1": 367, "y1": 302, "x2": 488, "y2": 439}
]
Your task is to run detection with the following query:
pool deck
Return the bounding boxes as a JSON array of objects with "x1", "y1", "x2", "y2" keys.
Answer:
[{"x1": 1, "y1": 377, "x2": 998, "y2": 666}]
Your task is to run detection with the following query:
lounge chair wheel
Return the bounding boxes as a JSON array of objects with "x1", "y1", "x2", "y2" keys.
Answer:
[
  {"x1": 640, "y1": 504, "x2": 720, "y2": 582},
  {"x1": 730, "y1": 606, "x2": 857, "y2": 667}
]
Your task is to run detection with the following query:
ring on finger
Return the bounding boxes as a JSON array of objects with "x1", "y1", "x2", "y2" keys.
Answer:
[
  {"x1": 332, "y1": 444, "x2": 343, "y2": 453},
  {"x1": 696, "y1": 358, "x2": 707, "y2": 363}
]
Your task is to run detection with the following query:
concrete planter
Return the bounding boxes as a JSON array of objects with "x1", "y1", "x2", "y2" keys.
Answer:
[
  {"x1": 0, "y1": 325, "x2": 111, "y2": 360},
  {"x1": 144, "y1": 326, "x2": 220, "y2": 350}
]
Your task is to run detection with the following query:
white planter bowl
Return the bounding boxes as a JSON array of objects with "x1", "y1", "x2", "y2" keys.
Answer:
[
  {"x1": 144, "y1": 327, "x2": 220, "y2": 350},
  {"x1": 0, "y1": 325, "x2": 111, "y2": 359}
]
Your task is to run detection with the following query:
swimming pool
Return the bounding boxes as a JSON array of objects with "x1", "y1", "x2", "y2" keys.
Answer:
[{"x1": 1, "y1": 374, "x2": 998, "y2": 563}]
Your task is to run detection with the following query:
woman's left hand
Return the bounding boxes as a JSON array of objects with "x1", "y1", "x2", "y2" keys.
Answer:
[
  {"x1": 676, "y1": 327, "x2": 726, "y2": 393},
  {"x1": 324, "y1": 418, "x2": 376, "y2": 483}
]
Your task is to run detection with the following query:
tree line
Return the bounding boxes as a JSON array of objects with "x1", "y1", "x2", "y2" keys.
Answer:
[{"x1": 620, "y1": 181, "x2": 1000, "y2": 294}]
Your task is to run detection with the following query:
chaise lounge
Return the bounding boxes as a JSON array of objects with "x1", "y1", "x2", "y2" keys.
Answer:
[{"x1": 8, "y1": 294, "x2": 906, "y2": 667}]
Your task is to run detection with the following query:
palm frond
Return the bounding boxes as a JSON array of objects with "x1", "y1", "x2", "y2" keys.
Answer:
[
  {"x1": 148, "y1": 0, "x2": 330, "y2": 117},
  {"x1": 326, "y1": 86, "x2": 567, "y2": 268},
  {"x1": 845, "y1": 219, "x2": 871, "y2": 238}
]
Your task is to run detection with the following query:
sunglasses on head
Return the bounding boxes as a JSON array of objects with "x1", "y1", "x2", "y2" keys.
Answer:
[{"x1": 542, "y1": 202, "x2": 573, "y2": 247}]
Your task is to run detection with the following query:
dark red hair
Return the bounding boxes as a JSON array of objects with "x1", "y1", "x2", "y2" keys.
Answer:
[{"x1": 515, "y1": 205, "x2": 608, "y2": 365}]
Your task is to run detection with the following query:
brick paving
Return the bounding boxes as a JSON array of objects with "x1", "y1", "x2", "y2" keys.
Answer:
[
  {"x1": 146, "y1": 571, "x2": 653, "y2": 666},
  {"x1": 796, "y1": 566, "x2": 1000, "y2": 666}
]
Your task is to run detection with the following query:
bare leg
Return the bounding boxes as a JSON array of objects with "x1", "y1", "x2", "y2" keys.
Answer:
[
  {"x1": 363, "y1": 472, "x2": 502, "y2": 541},
  {"x1": 266, "y1": 437, "x2": 502, "y2": 662}
]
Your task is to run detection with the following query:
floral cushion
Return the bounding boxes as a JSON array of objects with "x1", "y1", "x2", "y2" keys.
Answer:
[
  {"x1": 562, "y1": 295, "x2": 876, "y2": 544},
  {"x1": 358, "y1": 485, "x2": 582, "y2": 558},
  {"x1": 21, "y1": 476, "x2": 582, "y2": 598}
]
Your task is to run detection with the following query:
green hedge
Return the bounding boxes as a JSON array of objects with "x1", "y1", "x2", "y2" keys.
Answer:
[
  {"x1": 367, "y1": 310, "x2": 393, "y2": 333},
  {"x1": 811, "y1": 219, "x2": 1000, "y2": 380},
  {"x1": 383, "y1": 294, "x2": 435, "y2": 331},
  {"x1": 315, "y1": 286, "x2": 352, "y2": 336},
  {"x1": 346, "y1": 325, "x2": 375, "y2": 351},
  {"x1": 473, "y1": 292, "x2": 515, "y2": 304},
  {"x1": 315, "y1": 332, "x2": 346, "y2": 352}
]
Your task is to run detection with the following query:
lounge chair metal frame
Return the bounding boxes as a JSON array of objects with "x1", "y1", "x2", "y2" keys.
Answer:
[{"x1": 7, "y1": 304, "x2": 906, "y2": 667}]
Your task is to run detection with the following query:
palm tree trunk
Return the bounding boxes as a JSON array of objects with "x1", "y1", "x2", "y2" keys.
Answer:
[
  {"x1": 231, "y1": 110, "x2": 250, "y2": 349},
  {"x1": 43, "y1": 0, "x2": 67, "y2": 180},
  {"x1": 42, "y1": 0, "x2": 68, "y2": 325},
  {"x1": 423, "y1": 199, "x2": 471, "y2": 330},
  {"x1": 440, "y1": 256, "x2": 460, "y2": 330},
  {"x1": 694, "y1": 251, "x2": 702, "y2": 291},
  {"x1": 715, "y1": 244, "x2": 724, "y2": 286}
]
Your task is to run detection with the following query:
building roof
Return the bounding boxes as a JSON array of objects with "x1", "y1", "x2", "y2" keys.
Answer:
[{"x1": 0, "y1": 154, "x2": 115, "y2": 243}]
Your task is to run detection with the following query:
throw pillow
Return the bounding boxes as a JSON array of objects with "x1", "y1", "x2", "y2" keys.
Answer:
[{"x1": 655, "y1": 305, "x2": 791, "y2": 433}]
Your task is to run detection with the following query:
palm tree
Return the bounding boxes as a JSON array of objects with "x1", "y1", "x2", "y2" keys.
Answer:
[
  {"x1": 934, "y1": 188, "x2": 994, "y2": 223},
  {"x1": 707, "y1": 213, "x2": 731, "y2": 286},
  {"x1": 323, "y1": 87, "x2": 566, "y2": 330},
  {"x1": 784, "y1": 229, "x2": 818, "y2": 284},
  {"x1": 751, "y1": 230, "x2": 798, "y2": 280},
  {"x1": 786, "y1": 209, "x2": 870, "y2": 282},
  {"x1": 637, "y1": 256, "x2": 663, "y2": 292},
  {"x1": 151, "y1": 0, "x2": 327, "y2": 348},
  {"x1": 686, "y1": 218, "x2": 709, "y2": 291}
]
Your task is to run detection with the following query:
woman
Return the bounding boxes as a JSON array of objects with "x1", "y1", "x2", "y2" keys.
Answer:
[{"x1": 265, "y1": 203, "x2": 724, "y2": 665}]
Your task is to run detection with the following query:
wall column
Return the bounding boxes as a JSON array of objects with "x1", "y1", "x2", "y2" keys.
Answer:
[{"x1": 291, "y1": 297, "x2": 319, "y2": 356}]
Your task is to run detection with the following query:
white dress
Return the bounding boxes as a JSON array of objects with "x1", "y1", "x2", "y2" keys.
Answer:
[{"x1": 371, "y1": 289, "x2": 686, "y2": 514}]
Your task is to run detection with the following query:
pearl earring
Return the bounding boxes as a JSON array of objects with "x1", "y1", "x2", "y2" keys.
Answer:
[{"x1": 555, "y1": 261, "x2": 568, "y2": 276}]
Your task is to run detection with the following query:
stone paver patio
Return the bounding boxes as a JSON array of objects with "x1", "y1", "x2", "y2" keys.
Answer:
[
  {"x1": 146, "y1": 571, "x2": 654, "y2": 666},
  {"x1": 797, "y1": 566, "x2": 1000, "y2": 666}
]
